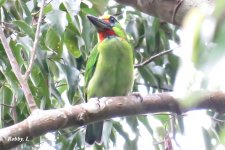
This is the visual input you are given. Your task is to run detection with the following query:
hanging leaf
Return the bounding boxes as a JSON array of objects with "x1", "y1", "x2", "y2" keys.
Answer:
[
  {"x1": 0, "y1": 0, "x2": 6, "y2": 7},
  {"x1": 45, "y1": 10, "x2": 68, "y2": 34},
  {"x1": 45, "y1": 26, "x2": 62, "y2": 57},
  {"x1": 13, "y1": 20, "x2": 35, "y2": 39},
  {"x1": 63, "y1": 28, "x2": 81, "y2": 58},
  {"x1": 56, "y1": 63, "x2": 80, "y2": 102}
]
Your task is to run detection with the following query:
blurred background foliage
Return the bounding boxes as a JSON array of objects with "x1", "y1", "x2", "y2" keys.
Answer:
[{"x1": 0, "y1": 0, "x2": 225, "y2": 149}]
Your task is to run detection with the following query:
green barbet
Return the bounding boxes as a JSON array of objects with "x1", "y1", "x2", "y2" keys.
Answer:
[{"x1": 85, "y1": 15, "x2": 134, "y2": 145}]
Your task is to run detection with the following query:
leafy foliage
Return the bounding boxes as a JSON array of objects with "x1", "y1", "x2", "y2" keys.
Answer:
[{"x1": 0, "y1": 0, "x2": 225, "y2": 150}]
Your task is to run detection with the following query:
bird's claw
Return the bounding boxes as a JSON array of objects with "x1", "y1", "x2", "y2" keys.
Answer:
[
  {"x1": 130, "y1": 92, "x2": 143, "y2": 102},
  {"x1": 89, "y1": 97, "x2": 100, "y2": 108}
]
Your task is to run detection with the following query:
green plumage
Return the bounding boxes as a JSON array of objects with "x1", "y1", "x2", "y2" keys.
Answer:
[
  {"x1": 86, "y1": 38, "x2": 133, "y2": 98},
  {"x1": 85, "y1": 15, "x2": 134, "y2": 145}
]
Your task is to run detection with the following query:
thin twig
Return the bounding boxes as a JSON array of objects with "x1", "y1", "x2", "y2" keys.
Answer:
[
  {"x1": 211, "y1": 116, "x2": 225, "y2": 124},
  {"x1": 0, "y1": 26, "x2": 38, "y2": 112},
  {"x1": 0, "y1": 103, "x2": 16, "y2": 108},
  {"x1": 23, "y1": 0, "x2": 46, "y2": 80},
  {"x1": 134, "y1": 47, "x2": 178, "y2": 68},
  {"x1": 56, "y1": 83, "x2": 67, "y2": 88},
  {"x1": 172, "y1": 0, "x2": 183, "y2": 24},
  {"x1": 0, "y1": 21, "x2": 14, "y2": 28}
]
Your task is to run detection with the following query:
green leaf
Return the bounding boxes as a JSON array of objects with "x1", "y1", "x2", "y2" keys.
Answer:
[
  {"x1": 31, "y1": 72, "x2": 50, "y2": 108},
  {"x1": 214, "y1": 0, "x2": 225, "y2": 17},
  {"x1": 0, "y1": 85, "x2": 13, "y2": 106},
  {"x1": 45, "y1": 26, "x2": 62, "y2": 55},
  {"x1": 138, "y1": 116, "x2": 153, "y2": 135},
  {"x1": 51, "y1": 83, "x2": 63, "y2": 105},
  {"x1": 30, "y1": 64, "x2": 40, "y2": 86},
  {"x1": 89, "y1": 0, "x2": 109, "y2": 14},
  {"x1": 166, "y1": 54, "x2": 179, "y2": 84},
  {"x1": 80, "y1": 2, "x2": 98, "y2": 16},
  {"x1": 56, "y1": 63, "x2": 79, "y2": 101},
  {"x1": 13, "y1": 20, "x2": 34, "y2": 39},
  {"x1": 43, "y1": 3, "x2": 53, "y2": 14},
  {"x1": 113, "y1": 121, "x2": 129, "y2": 141},
  {"x1": 36, "y1": 50, "x2": 49, "y2": 76},
  {"x1": 20, "y1": 0, "x2": 32, "y2": 23},
  {"x1": 202, "y1": 127, "x2": 213, "y2": 149},
  {"x1": 138, "y1": 66, "x2": 158, "y2": 87},
  {"x1": 126, "y1": 17, "x2": 144, "y2": 48},
  {"x1": 9, "y1": 40, "x2": 24, "y2": 67},
  {"x1": 79, "y1": 12, "x2": 96, "y2": 53},
  {"x1": 0, "y1": 0, "x2": 6, "y2": 7},
  {"x1": 0, "y1": 85, "x2": 14, "y2": 127},
  {"x1": 109, "y1": 129, "x2": 116, "y2": 145},
  {"x1": 63, "y1": 28, "x2": 81, "y2": 58},
  {"x1": 69, "y1": 132, "x2": 85, "y2": 150},
  {"x1": 6, "y1": 0, "x2": 21, "y2": 20},
  {"x1": 59, "y1": 0, "x2": 81, "y2": 35},
  {"x1": 102, "y1": 121, "x2": 113, "y2": 148},
  {"x1": 15, "y1": 0, "x2": 23, "y2": 18},
  {"x1": 113, "y1": 121, "x2": 137, "y2": 150},
  {"x1": 66, "y1": 12, "x2": 80, "y2": 36},
  {"x1": 60, "y1": 0, "x2": 80, "y2": 16},
  {"x1": 45, "y1": 10, "x2": 68, "y2": 34},
  {"x1": 126, "y1": 116, "x2": 139, "y2": 134},
  {"x1": 1, "y1": 69, "x2": 19, "y2": 93}
]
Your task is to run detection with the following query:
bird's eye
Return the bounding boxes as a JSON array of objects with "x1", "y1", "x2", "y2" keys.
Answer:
[{"x1": 109, "y1": 16, "x2": 116, "y2": 24}]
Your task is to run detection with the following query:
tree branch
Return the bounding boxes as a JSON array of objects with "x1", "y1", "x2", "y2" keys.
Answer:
[
  {"x1": 134, "y1": 48, "x2": 175, "y2": 68},
  {"x1": 172, "y1": 0, "x2": 184, "y2": 24},
  {"x1": 0, "y1": 91, "x2": 225, "y2": 149},
  {"x1": 115, "y1": 0, "x2": 214, "y2": 26},
  {"x1": 0, "y1": 27, "x2": 38, "y2": 112},
  {"x1": 23, "y1": 0, "x2": 45, "y2": 80},
  {"x1": 0, "y1": 103, "x2": 15, "y2": 108}
]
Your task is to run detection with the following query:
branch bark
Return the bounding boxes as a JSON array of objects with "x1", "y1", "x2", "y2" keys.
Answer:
[
  {"x1": 0, "y1": 28, "x2": 38, "y2": 112},
  {"x1": 0, "y1": 0, "x2": 46, "y2": 112},
  {"x1": 115, "y1": 0, "x2": 215, "y2": 26},
  {"x1": 23, "y1": 0, "x2": 45, "y2": 80},
  {"x1": 1, "y1": 91, "x2": 225, "y2": 149}
]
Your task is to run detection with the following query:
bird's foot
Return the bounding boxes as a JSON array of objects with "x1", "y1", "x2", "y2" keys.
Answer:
[
  {"x1": 129, "y1": 92, "x2": 143, "y2": 102},
  {"x1": 88, "y1": 97, "x2": 101, "y2": 109}
]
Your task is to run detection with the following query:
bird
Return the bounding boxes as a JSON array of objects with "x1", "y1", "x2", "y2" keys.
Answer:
[{"x1": 85, "y1": 14, "x2": 134, "y2": 145}]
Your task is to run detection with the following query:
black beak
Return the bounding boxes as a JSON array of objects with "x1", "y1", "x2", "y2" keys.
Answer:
[{"x1": 87, "y1": 15, "x2": 111, "y2": 31}]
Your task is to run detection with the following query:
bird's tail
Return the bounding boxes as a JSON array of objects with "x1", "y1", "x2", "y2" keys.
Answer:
[{"x1": 85, "y1": 121, "x2": 103, "y2": 145}]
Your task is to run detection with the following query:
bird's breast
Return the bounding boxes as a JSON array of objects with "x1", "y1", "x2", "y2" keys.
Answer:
[{"x1": 87, "y1": 37, "x2": 134, "y2": 98}]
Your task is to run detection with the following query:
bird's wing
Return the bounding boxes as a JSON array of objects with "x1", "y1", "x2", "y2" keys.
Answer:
[{"x1": 85, "y1": 44, "x2": 99, "y2": 90}]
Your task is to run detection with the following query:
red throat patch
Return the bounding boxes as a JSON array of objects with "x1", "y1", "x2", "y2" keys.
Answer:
[{"x1": 98, "y1": 29, "x2": 116, "y2": 42}]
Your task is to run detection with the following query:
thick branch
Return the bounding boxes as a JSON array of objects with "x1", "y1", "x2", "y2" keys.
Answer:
[
  {"x1": 1, "y1": 91, "x2": 225, "y2": 149},
  {"x1": 0, "y1": 27, "x2": 38, "y2": 112},
  {"x1": 115, "y1": 0, "x2": 214, "y2": 26}
]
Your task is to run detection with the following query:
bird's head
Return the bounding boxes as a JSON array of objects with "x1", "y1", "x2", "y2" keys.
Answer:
[{"x1": 87, "y1": 15, "x2": 127, "y2": 42}]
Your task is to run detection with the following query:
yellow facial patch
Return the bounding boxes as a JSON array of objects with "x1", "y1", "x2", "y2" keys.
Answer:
[
  {"x1": 100, "y1": 15, "x2": 111, "y2": 20},
  {"x1": 100, "y1": 15, "x2": 111, "y2": 24}
]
